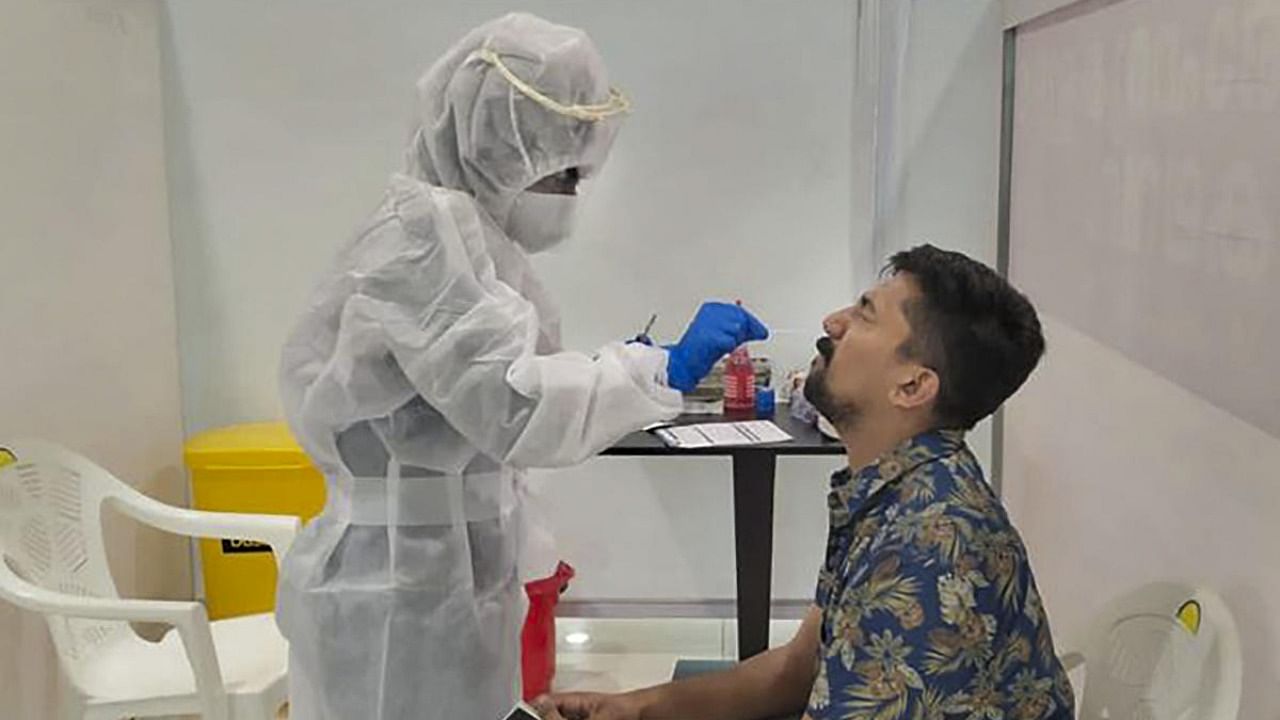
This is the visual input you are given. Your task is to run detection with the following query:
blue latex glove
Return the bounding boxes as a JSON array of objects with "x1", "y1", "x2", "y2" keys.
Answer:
[{"x1": 665, "y1": 302, "x2": 769, "y2": 392}]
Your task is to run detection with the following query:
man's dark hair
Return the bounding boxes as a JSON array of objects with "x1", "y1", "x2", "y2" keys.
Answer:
[{"x1": 886, "y1": 244, "x2": 1045, "y2": 430}]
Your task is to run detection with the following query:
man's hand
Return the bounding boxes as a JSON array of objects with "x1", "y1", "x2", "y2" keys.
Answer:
[{"x1": 531, "y1": 693, "x2": 643, "y2": 720}]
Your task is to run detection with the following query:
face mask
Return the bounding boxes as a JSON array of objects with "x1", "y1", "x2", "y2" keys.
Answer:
[{"x1": 505, "y1": 191, "x2": 578, "y2": 254}]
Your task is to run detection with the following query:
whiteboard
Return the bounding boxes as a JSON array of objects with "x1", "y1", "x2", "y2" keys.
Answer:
[{"x1": 1012, "y1": 0, "x2": 1280, "y2": 440}]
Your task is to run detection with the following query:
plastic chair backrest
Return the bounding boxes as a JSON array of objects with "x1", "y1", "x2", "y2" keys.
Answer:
[
  {"x1": 1078, "y1": 581, "x2": 1241, "y2": 720},
  {"x1": 0, "y1": 440, "x2": 138, "y2": 684}
]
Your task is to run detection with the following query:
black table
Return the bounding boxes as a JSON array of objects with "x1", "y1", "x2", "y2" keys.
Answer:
[{"x1": 602, "y1": 409, "x2": 845, "y2": 660}]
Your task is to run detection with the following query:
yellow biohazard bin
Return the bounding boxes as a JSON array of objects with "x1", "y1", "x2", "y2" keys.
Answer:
[{"x1": 185, "y1": 422, "x2": 325, "y2": 620}]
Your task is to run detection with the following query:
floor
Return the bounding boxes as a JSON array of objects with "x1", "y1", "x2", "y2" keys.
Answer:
[
  {"x1": 553, "y1": 617, "x2": 802, "y2": 692},
  {"x1": 188, "y1": 618, "x2": 804, "y2": 719},
  {"x1": 180, "y1": 615, "x2": 1090, "y2": 718}
]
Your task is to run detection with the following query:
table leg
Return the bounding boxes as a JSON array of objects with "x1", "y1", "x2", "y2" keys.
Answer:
[{"x1": 732, "y1": 450, "x2": 777, "y2": 660}]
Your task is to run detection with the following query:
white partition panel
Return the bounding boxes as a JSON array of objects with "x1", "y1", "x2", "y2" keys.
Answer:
[{"x1": 1004, "y1": 0, "x2": 1280, "y2": 715}]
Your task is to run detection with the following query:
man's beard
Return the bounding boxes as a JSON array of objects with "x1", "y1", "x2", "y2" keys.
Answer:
[{"x1": 804, "y1": 337, "x2": 858, "y2": 429}]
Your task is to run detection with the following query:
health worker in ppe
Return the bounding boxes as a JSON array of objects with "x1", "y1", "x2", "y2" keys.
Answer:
[{"x1": 276, "y1": 13, "x2": 768, "y2": 720}]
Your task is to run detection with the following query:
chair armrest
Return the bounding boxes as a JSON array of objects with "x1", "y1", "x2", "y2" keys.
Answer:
[
  {"x1": 110, "y1": 486, "x2": 300, "y2": 570},
  {"x1": 0, "y1": 558, "x2": 231, "y2": 718}
]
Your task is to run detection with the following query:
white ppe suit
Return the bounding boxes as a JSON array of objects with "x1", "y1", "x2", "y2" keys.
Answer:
[{"x1": 276, "y1": 14, "x2": 682, "y2": 720}]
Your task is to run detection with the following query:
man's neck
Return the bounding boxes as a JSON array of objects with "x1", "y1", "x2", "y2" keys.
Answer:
[{"x1": 839, "y1": 416, "x2": 930, "y2": 472}]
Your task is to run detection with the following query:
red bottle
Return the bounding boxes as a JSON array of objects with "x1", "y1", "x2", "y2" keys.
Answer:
[
  {"x1": 521, "y1": 562, "x2": 575, "y2": 700},
  {"x1": 723, "y1": 343, "x2": 756, "y2": 416}
]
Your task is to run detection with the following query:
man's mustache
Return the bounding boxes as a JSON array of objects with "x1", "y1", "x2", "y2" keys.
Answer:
[{"x1": 816, "y1": 336, "x2": 835, "y2": 363}]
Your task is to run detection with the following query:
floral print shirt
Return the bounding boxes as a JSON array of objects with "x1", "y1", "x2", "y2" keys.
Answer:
[{"x1": 808, "y1": 430, "x2": 1074, "y2": 720}]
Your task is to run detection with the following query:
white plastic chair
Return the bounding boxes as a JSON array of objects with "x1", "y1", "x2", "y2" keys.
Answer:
[
  {"x1": 0, "y1": 440, "x2": 300, "y2": 720},
  {"x1": 1060, "y1": 581, "x2": 1241, "y2": 720}
]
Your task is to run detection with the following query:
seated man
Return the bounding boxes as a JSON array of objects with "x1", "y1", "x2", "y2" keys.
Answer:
[{"x1": 534, "y1": 245, "x2": 1074, "y2": 720}]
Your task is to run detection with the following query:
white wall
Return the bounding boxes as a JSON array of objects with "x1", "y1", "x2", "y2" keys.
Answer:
[
  {"x1": 1006, "y1": 319, "x2": 1280, "y2": 718},
  {"x1": 161, "y1": 0, "x2": 1007, "y2": 607},
  {"x1": 162, "y1": 0, "x2": 857, "y2": 607},
  {"x1": 884, "y1": 0, "x2": 1003, "y2": 269},
  {"x1": 876, "y1": 0, "x2": 1006, "y2": 469},
  {"x1": 0, "y1": 1, "x2": 188, "y2": 717}
]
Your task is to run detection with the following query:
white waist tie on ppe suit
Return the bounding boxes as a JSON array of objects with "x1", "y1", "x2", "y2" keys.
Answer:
[{"x1": 276, "y1": 14, "x2": 682, "y2": 720}]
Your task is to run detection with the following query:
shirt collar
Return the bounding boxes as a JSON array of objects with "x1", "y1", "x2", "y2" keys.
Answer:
[{"x1": 828, "y1": 429, "x2": 967, "y2": 528}]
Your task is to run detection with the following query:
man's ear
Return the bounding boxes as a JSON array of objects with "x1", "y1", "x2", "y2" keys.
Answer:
[{"x1": 891, "y1": 365, "x2": 939, "y2": 411}]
